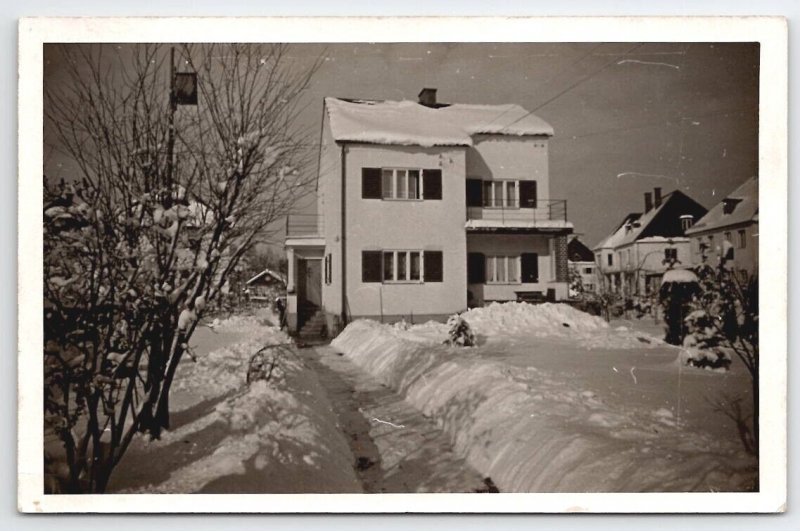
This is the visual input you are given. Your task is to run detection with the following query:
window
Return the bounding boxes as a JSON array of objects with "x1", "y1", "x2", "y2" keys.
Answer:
[
  {"x1": 486, "y1": 256, "x2": 520, "y2": 284},
  {"x1": 681, "y1": 215, "x2": 694, "y2": 231},
  {"x1": 607, "y1": 253, "x2": 613, "y2": 266},
  {"x1": 482, "y1": 180, "x2": 519, "y2": 208},
  {"x1": 665, "y1": 248, "x2": 678, "y2": 261},
  {"x1": 738, "y1": 229, "x2": 747, "y2": 249},
  {"x1": 424, "y1": 251, "x2": 443, "y2": 282},
  {"x1": 382, "y1": 169, "x2": 421, "y2": 200},
  {"x1": 370, "y1": 250, "x2": 435, "y2": 283},
  {"x1": 724, "y1": 231, "x2": 732, "y2": 243},
  {"x1": 324, "y1": 254, "x2": 332, "y2": 285},
  {"x1": 363, "y1": 167, "x2": 441, "y2": 200},
  {"x1": 583, "y1": 267, "x2": 593, "y2": 275}
]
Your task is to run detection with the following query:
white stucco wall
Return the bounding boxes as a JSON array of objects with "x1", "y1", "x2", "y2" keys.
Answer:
[
  {"x1": 342, "y1": 143, "x2": 469, "y2": 319},
  {"x1": 688, "y1": 223, "x2": 758, "y2": 277},
  {"x1": 466, "y1": 135, "x2": 550, "y2": 200}
]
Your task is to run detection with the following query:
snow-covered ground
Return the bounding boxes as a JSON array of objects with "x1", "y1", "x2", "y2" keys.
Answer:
[
  {"x1": 332, "y1": 303, "x2": 757, "y2": 492},
  {"x1": 108, "y1": 310, "x2": 361, "y2": 493}
]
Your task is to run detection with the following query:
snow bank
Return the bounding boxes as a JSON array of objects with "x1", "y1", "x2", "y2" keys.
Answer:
[
  {"x1": 405, "y1": 303, "x2": 662, "y2": 349},
  {"x1": 117, "y1": 324, "x2": 360, "y2": 494},
  {"x1": 332, "y1": 320, "x2": 756, "y2": 492}
]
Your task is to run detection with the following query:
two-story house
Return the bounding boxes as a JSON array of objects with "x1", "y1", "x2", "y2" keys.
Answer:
[
  {"x1": 284, "y1": 89, "x2": 573, "y2": 336},
  {"x1": 685, "y1": 176, "x2": 758, "y2": 281},
  {"x1": 593, "y1": 187, "x2": 707, "y2": 299}
]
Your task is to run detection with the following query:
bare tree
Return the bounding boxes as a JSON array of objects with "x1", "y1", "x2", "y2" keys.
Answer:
[{"x1": 43, "y1": 43, "x2": 320, "y2": 492}]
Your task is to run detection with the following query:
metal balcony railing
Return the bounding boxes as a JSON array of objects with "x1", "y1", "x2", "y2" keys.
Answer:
[
  {"x1": 285, "y1": 214, "x2": 323, "y2": 238},
  {"x1": 466, "y1": 199, "x2": 568, "y2": 225}
]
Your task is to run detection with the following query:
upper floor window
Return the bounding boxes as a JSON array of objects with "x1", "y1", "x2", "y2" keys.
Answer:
[
  {"x1": 607, "y1": 253, "x2": 613, "y2": 266},
  {"x1": 738, "y1": 229, "x2": 747, "y2": 249},
  {"x1": 466, "y1": 178, "x2": 537, "y2": 208},
  {"x1": 362, "y1": 167, "x2": 442, "y2": 200},
  {"x1": 482, "y1": 180, "x2": 519, "y2": 208},
  {"x1": 665, "y1": 248, "x2": 678, "y2": 261}
]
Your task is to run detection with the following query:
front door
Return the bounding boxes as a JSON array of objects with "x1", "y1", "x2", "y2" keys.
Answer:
[{"x1": 297, "y1": 258, "x2": 322, "y2": 327}]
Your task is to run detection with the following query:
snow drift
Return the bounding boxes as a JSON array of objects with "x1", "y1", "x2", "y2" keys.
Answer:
[{"x1": 332, "y1": 310, "x2": 756, "y2": 492}]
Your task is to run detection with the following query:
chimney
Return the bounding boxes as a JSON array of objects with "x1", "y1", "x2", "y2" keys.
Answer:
[
  {"x1": 644, "y1": 192, "x2": 653, "y2": 213},
  {"x1": 654, "y1": 187, "x2": 663, "y2": 208},
  {"x1": 418, "y1": 87, "x2": 437, "y2": 107}
]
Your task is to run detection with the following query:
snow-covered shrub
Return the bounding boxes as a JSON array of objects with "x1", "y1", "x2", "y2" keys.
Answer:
[{"x1": 443, "y1": 314, "x2": 476, "y2": 347}]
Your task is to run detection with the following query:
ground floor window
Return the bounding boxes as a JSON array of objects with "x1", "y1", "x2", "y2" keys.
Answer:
[
  {"x1": 486, "y1": 255, "x2": 520, "y2": 284},
  {"x1": 363, "y1": 250, "x2": 441, "y2": 283}
]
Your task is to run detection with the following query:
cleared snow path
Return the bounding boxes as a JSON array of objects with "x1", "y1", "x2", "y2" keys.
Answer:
[{"x1": 302, "y1": 345, "x2": 491, "y2": 493}]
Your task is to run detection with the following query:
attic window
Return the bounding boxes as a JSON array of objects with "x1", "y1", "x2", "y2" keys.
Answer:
[
  {"x1": 680, "y1": 215, "x2": 694, "y2": 231},
  {"x1": 722, "y1": 198, "x2": 742, "y2": 215}
]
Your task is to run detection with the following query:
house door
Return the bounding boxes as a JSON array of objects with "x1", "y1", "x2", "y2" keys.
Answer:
[{"x1": 297, "y1": 258, "x2": 322, "y2": 326}]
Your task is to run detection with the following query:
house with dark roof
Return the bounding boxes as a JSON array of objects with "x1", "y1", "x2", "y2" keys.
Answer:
[
  {"x1": 593, "y1": 187, "x2": 707, "y2": 298},
  {"x1": 284, "y1": 88, "x2": 574, "y2": 336},
  {"x1": 685, "y1": 176, "x2": 758, "y2": 280},
  {"x1": 567, "y1": 237, "x2": 598, "y2": 294}
]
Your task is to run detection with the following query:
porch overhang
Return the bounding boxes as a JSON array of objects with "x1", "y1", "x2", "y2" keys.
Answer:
[
  {"x1": 285, "y1": 237, "x2": 325, "y2": 248},
  {"x1": 465, "y1": 219, "x2": 573, "y2": 235}
]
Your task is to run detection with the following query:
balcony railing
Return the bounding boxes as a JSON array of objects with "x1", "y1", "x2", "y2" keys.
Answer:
[
  {"x1": 286, "y1": 214, "x2": 323, "y2": 238},
  {"x1": 466, "y1": 199, "x2": 568, "y2": 226}
]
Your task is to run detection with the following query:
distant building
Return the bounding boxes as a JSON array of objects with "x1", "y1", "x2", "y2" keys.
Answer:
[
  {"x1": 593, "y1": 187, "x2": 708, "y2": 298},
  {"x1": 245, "y1": 268, "x2": 287, "y2": 302},
  {"x1": 685, "y1": 176, "x2": 758, "y2": 281},
  {"x1": 567, "y1": 236, "x2": 597, "y2": 295}
]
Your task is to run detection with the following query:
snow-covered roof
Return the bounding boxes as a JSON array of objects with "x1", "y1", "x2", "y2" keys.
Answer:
[
  {"x1": 685, "y1": 177, "x2": 758, "y2": 235},
  {"x1": 246, "y1": 268, "x2": 287, "y2": 286},
  {"x1": 593, "y1": 213, "x2": 640, "y2": 251},
  {"x1": 662, "y1": 268, "x2": 699, "y2": 283},
  {"x1": 325, "y1": 97, "x2": 554, "y2": 148}
]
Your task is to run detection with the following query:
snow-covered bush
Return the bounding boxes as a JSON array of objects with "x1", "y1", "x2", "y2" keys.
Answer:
[
  {"x1": 443, "y1": 314, "x2": 476, "y2": 347},
  {"x1": 43, "y1": 44, "x2": 318, "y2": 493}
]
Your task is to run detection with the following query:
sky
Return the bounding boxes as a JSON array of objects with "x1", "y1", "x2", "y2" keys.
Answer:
[{"x1": 44, "y1": 42, "x2": 759, "y2": 247}]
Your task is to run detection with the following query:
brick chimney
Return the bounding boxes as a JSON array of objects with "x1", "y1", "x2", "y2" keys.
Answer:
[
  {"x1": 644, "y1": 192, "x2": 653, "y2": 213},
  {"x1": 418, "y1": 87, "x2": 437, "y2": 107},
  {"x1": 654, "y1": 187, "x2": 663, "y2": 208}
]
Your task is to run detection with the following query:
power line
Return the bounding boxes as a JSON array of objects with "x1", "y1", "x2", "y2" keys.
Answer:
[{"x1": 504, "y1": 43, "x2": 644, "y2": 129}]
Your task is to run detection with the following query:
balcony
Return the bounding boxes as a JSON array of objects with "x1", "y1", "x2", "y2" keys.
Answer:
[
  {"x1": 465, "y1": 199, "x2": 572, "y2": 233},
  {"x1": 285, "y1": 214, "x2": 324, "y2": 247}
]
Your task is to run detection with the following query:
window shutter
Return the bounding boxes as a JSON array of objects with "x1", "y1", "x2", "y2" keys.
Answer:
[
  {"x1": 467, "y1": 252, "x2": 485, "y2": 284},
  {"x1": 362, "y1": 168, "x2": 382, "y2": 199},
  {"x1": 519, "y1": 180, "x2": 538, "y2": 208},
  {"x1": 362, "y1": 251, "x2": 382, "y2": 282},
  {"x1": 424, "y1": 251, "x2": 443, "y2": 282},
  {"x1": 466, "y1": 179, "x2": 483, "y2": 207},
  {"x1": 423, "y1": 169, "x2": 442, "y2": 200},
  {"x1": 521, "y1": 253, "x2": 539, "y2": 283}
]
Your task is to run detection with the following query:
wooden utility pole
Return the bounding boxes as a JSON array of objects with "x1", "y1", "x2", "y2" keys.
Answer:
[{"x1": 166, "y1": 46, "x2": 176, "y2": 191}]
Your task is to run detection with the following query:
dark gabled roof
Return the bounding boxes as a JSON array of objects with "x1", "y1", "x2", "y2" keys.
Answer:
[{"x1": 568, "y1": 237, "x2": 595, "y2": 262}]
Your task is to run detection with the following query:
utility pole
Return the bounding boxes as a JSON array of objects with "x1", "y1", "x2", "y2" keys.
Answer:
[{"x1": 166, "y1": 46, "x2": 177, "y2": 192}]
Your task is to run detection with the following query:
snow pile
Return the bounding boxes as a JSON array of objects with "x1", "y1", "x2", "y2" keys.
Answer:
[
  {"x1": 208, "y1": 307, "x2": 279, "y2": 333},
  {"x1": 332, "y1": 320, "x2": 756, "y2": 492},
  {"x1": 405, "y1": 303, "x2": 662, "y2": 349},
  {"x1": 116, "y1": 324, "x2": 359, "y2": 494}
]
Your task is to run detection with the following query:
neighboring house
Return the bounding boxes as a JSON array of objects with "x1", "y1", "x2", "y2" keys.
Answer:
[
  {"x1": 245, "y1": 268, "x2": 287, "y2": 302},
  {"x1": 567, "y1": 236, "x2": 597, "y2": 295},
  {"x1": 284, "y1": 88, "x2": 573, "y2": 336},
  {"x1": 593, "y1": 187, "x2": 708, "y2": 298},
  {"x1": 685, "y1": 176, "x2": 758, "y2": 281}
]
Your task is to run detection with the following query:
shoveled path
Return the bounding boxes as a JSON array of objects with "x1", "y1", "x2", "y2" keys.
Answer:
[{"x1": 300, "y1": 344, "x2": 492, "y2": 493}]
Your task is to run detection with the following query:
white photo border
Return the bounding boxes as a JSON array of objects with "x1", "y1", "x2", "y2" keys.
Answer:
[{"x1": 18, "y1": 16, "x2": 788, "y2": 513}]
